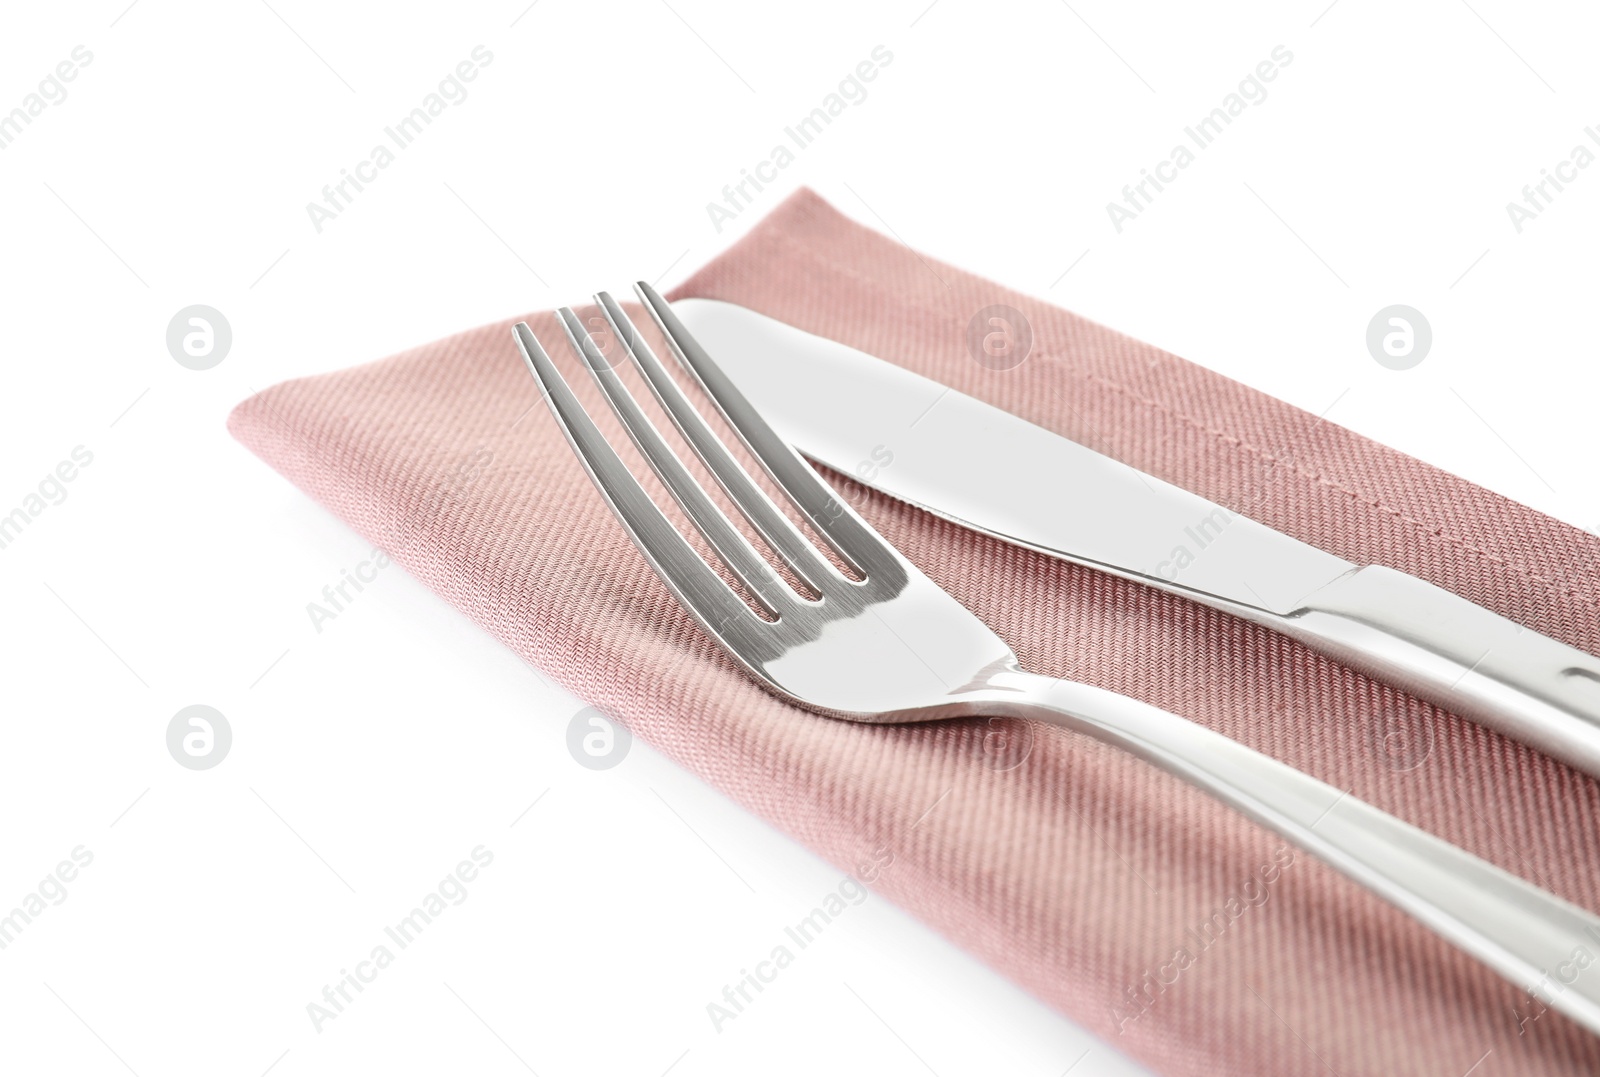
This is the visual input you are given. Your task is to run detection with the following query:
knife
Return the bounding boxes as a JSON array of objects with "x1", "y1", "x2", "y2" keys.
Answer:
[{"x1": 672, "y1": 298, "x2": 1600, "y2": 780}]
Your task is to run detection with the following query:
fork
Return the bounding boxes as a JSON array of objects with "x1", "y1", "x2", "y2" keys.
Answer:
[{"x1": 513, "y1": 282, "x2": 1600, "y2": 1037}]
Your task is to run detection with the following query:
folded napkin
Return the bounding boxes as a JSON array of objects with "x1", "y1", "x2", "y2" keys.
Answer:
[{"x1": 230, "y1": 188, "x2": 1600, "y2": 1076}]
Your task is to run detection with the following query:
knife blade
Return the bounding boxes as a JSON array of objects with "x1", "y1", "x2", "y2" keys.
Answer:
[{"x1": 672, "y1": 297, "x2": 1600, "y2": 779}]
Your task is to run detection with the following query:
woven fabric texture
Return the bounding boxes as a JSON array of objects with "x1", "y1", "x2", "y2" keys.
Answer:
[{"x1": 229, "y1": 189, "x2": 1600, "y2": 1076}]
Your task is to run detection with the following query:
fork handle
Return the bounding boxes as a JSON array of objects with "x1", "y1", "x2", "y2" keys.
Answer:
[{"x1": 979, "y1": 668, "x2": 1600, "y2": 1036}]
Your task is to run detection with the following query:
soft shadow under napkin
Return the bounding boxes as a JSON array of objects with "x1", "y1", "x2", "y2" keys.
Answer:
[{"x1": 229, "y1": 189, "x2": 1600, "y2": 1077}]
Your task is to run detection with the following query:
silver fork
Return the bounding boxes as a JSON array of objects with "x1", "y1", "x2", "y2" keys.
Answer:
[{"x1": 514, "y1": 282, "x2": 1600, "y2": 1037}]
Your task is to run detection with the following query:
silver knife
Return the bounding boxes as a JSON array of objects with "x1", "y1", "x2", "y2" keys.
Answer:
[{"x1": 672, "y1": 298, "x2": 1600, "y2": 780}]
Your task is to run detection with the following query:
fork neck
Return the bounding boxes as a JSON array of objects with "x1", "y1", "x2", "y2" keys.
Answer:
[{"x1": 953, "y1": 664, "x2": 1233, "y2": 775}]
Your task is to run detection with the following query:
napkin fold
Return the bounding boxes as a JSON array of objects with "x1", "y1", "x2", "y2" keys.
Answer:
[{"x1": 230, "y1": 188, "x2": 1600, "y2": 1076}]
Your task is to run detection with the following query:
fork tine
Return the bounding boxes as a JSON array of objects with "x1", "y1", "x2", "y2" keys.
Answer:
[
  {"x1": 511, "y1": 321, "x2": 768, "y2": 651},
  {"x1": 633, "y1": 281, "x2": 893, "y2": 580},
  {"x1": 553, "y1": 306, "x2": 791, "y2": 618},
  {"x1": 594, "y1": 291, "x2": 839, "y2": 594}
]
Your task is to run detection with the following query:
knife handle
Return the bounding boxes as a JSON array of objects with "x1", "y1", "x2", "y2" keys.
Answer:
[
  {"x1": 1278, "y1": 566, "x2": 1600, "y2": 779},
  {"x1": 985, "y1": 671, "x2": 1600, "y2": 1038}
]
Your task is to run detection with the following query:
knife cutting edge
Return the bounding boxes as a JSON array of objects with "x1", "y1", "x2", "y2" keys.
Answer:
[{"x1": 672, "y1": 298, "x2": 1600, "y2": 781}]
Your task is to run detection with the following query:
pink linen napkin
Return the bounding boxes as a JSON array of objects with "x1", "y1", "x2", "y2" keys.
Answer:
[{"x1": 229, "y1": 188, "x2": 1600, "y2": 1076}]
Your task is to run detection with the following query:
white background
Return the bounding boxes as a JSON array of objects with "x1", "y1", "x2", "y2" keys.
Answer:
[{"x1": 2, "y1": 1, "x2": 1597, "y2": 1075}]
